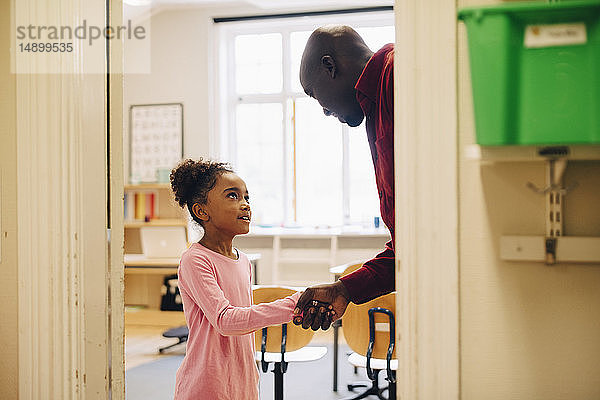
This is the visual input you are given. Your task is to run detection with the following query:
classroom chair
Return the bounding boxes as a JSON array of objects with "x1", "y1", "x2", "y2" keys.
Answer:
[
  {"x1": 253, "y1": 286, "x2": 328, "y2": 400},
  {"x1": 158, "y1": 274, "x2": 187, "y2": 353},
  {"x1": 342, "y1": 292, "x2": 397, "y2": 400},
  {"x1": 158, "y1": 325, "x2": 188, "y2": 353}
]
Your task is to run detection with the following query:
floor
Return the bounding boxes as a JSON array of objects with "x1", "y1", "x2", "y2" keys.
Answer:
[
  {"x1": 125, "y1": 325, "x2": 389, "y2": 399},
  {"x1": 125, "y1": 324, "x2": 340, "y2": 371},
  {"x1": 125, "y1": 325, "x2": 184, "y2": 370}
]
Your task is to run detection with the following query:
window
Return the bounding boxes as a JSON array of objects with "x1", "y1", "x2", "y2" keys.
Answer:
[{"x1": 216, "y1": 11, "x2": 394, "y2": 228}]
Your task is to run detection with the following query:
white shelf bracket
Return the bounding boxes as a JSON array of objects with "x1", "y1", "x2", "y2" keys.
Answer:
[
  {"x1": 502, "y1": 157, "x2": 599, "y2": 265},
  {"x1": 465, "y1": 144, "x2": 599, "y2": 265},
  {"x1": 546, "y1": 159, "x2": 565, "y2": 264},
  {"x1": 525, "y1": 158, "x2": 571, "y2": 264}
]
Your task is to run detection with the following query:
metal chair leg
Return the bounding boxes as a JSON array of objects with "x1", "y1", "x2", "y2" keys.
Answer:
[
  {"x1": 342, "y1": 369, "x2": 384, "y2": 400},
  {"x1": 333, "y1": 320, "x2": 339, "y2": 391},
  {"x1": 158, "y1": 336, "x2": 187, "y2": 354},
  {"x1": 273, "y1": 362, "x2": 284, "y2": 400}
]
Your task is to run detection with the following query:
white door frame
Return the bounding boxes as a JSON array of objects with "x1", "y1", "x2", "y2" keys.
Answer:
[
  {"x1": 15, "y1": 0, "x2": 125, "y2": 398},
  {"x1": 109, "y1": 0, "x2": 126, "y2": 398},
  {"x1": 395, "y1": 1, "x2": 460, "y2": 398}
]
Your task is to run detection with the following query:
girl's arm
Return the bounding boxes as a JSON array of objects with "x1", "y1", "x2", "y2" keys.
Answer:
[{"x1": 180, "y1": 253, "x2": 300, "y2": 336}]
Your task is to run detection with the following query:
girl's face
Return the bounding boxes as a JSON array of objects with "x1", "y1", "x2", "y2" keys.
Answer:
[{"x1": 198, "y1": 172, "x2": 251, "y2": 236}]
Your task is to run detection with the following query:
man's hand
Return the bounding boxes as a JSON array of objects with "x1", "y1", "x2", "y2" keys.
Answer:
[{"x1": 292, "y1": 281, "x2": 350, "y2": 331}]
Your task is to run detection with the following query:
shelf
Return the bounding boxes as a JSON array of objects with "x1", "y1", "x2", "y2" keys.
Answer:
[
  {"x1": 247, "y1": 226, "x2": 389, "y2": 238},
  {"x1": 278, "y1": 258, "x2": 331, "y2": 264},
  {"x1": 124, "y1": 253, "x2": 259, "y2": 269},
  {"x1": 125, "y1": 183, "x2": 171, "y2": 190},
  {"x1": 500, "y1": 236, "x2": 600, "y2": 264},
  {"x1": 465, "y1": 144, "x2": 600, "y2": 162},
  {"x1": 125, "y1": 267, "x2": 179, "y2": 275},
  {"x1": 124, "y1": 219, "x2": 187, "y2": 228},
  {"x1": 124, "y1": 254, "x2": 180, "y2": 266}
]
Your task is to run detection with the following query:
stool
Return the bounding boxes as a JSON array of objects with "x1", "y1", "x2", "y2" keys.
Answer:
[{"x1": 158, "y1": 325, "x2": 188, "y2": 353}]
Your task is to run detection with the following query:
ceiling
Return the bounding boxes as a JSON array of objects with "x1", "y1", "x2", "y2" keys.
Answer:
[
  {"x1": 123, "y1": 0, "x2": 392, "y2": 16},
  {"x1": 123, "y1": 0, "x2": 392, "y2": 26},
  {"x1": 124, "y1": 0, "x2": 392, "y2": 9}
]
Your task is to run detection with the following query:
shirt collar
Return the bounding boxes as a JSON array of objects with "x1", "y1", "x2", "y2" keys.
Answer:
[{"x1": 355, "y1": 43, "x2": 394, "y2": 104}]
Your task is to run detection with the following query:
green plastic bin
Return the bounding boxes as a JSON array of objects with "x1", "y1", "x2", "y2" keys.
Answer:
[{"x1": 458, "y1": 1, "x2": 600, "y2": 145}]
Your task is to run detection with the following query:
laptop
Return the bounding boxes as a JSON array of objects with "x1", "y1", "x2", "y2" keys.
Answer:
[{"x1": 140, "y1": 226, "x2": 188, "y2": 259}]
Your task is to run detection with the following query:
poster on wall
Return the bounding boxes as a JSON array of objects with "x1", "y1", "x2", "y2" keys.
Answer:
[{"x1": 129, "y1": 103, "x2": 183, "y2": 183}]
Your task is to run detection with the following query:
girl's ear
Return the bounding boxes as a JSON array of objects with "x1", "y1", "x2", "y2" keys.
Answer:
[{"x1": 191, "y1": 203, "x2": 209, "y2": 222}]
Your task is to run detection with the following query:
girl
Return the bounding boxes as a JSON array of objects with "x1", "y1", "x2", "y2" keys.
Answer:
[{"x1": 170, "y1": 159, "x2": 300, "y2": 400}]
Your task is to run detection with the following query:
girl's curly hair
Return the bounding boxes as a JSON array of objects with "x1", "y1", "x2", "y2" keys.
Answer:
[{"x1": 170, "y1": 158, "x2": 233, "y2": 224}]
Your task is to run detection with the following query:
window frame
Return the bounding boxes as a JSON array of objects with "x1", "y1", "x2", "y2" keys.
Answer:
[{"x1": 213, "y1": 11, "x2": 394, "y2": 227}]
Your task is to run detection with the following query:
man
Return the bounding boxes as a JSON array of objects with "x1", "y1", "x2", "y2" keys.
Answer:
[{"x1": 293, "y1": 25, "x2": 395, "y2": 330}]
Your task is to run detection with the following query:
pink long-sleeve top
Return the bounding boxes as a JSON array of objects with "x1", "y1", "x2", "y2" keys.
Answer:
[{"x1": 173, "y1": 242, "x2": 300, "y2": 400}]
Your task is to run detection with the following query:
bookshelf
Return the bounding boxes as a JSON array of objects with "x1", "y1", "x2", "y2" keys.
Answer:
[
  {"x1": 124, "y1": 183, "x2": 186, "y2": 255},
  {"x1": 124, "y1": 183, "x2": 187, "y2": 313}
]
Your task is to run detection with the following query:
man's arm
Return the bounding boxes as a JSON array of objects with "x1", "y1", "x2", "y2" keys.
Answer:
[
  {"x1": 293, "y1": 281, "x2": 349, "y2": 330},
  {"x1": 339, "y1": 240, "x2": 395, "y2": 304},
  {"x1": 293, "y1": 241, "x2": 395, "y2": 329}
]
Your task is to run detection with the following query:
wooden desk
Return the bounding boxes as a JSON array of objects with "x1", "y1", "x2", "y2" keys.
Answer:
[
  {"x1": 124, "y1": 253, "x2": 262, "y2": 308},
  {"x1": 124, "y1": 255, "x2": 178, "y2": 308},
  {"x1": 125, "y1": 253, "x2": 261, "y2": 275},
  {"x1": 125, "y1": 254, "x2": 179, "y2": 275}
]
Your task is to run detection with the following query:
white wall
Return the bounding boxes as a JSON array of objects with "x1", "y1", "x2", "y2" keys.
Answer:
[
  {"x1": 123, "y1": 3, "x2": 369, "y2": 179},
  {"x1": 124, "y1": 7, "x2": 215, "y2": 180},
  {"x1": 458, "y1": 1, "x2": 600, "y2": 398}
]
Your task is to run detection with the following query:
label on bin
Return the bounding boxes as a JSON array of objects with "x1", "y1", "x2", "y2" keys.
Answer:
[{"x1": 524, "y1": 23, "x2": 587, "y2": 48}]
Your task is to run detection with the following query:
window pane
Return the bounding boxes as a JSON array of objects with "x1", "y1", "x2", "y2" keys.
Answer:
[
  {"x1": 356, "y1": 26, "x2": 395, "y2": 52},
  {"x1": 225, "y1": 17, "x2": 394, "y2": 229},
  {"x1": 235, "y1": 33, "x2": 282, "y2": 94},
  {"x1": 295, "y1": 98, "x2": 343, "y2": 227},
  {"x1": 290, "y1": 31, "x2": 312, "y2": 93},
  {"x1": 349, "y1": 26, "x2": 393, "y2": 227},
  {"x1": 235, "y1": 103, "x2": 284, "y2": 225},
  {"x1": 348, "y1": 125, "x2": 381, "y2": 226}
]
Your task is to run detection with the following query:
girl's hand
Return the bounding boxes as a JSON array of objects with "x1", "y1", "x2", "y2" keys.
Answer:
[{"x1": 292, "y1": 281, "x2": 349, "y2": 330}]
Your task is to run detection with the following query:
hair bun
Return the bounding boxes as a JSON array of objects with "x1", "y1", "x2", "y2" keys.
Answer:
[
  {"x1": 170, "y1": 159, "x2": 195, "y2": 207},
  {"x1": 170, "y1": 158, "x2": 233, "y2": 211}
]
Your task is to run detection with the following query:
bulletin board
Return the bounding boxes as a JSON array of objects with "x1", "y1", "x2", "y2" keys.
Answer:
[{"x1": 129, "y1": 103, "x2": 183, "y2": 183}]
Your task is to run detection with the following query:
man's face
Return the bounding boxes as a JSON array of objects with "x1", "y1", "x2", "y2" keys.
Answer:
[{"x1": 301, "y1": 63, "x2": 365, "y2": 127}]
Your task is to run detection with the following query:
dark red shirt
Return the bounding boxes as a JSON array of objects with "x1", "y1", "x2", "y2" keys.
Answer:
[{"x1": 339, "y1": 44, "x2": 395, "y2": 304}]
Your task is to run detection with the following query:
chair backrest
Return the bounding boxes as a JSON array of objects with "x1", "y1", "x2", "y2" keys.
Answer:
[
  {"x1": 329, "y1": 260, "x2": 364, "y2": 278},
  {"x1": 252, "y1": 286, "x2": 314, "y2": 352},
  {"x1": 342, "y1": 292, "x2": 396, "y2": 359},
  {"x1": 340, "y1": 261, "x2": 363, "y2": 278}
]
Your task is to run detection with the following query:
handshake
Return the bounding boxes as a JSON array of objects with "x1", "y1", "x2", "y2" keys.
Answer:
[{"x1": 292, "y1": 281, "x2": 351, "y2": 331}]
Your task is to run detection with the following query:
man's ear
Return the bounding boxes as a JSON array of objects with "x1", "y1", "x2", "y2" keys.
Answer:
[
  {"x1": 191, "y1": 203, "x2": 209, "y2": 222},
  {"x1": 321, "y1": 55, "x2": 336, "y2": 78}
]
